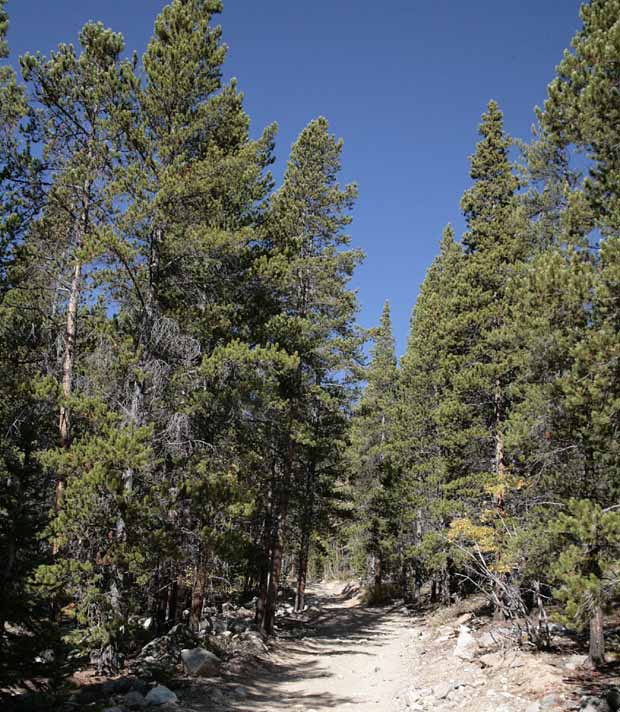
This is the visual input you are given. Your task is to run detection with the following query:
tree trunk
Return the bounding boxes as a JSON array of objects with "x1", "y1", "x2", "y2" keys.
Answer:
[
  {"x1": 589, "y1": 603, "x2": 605, "y2": 668},
  {"x1": 295, "y1": 529, "x2": 310, "y2": 612},
  {"x1": 264, "y1": 528, "x2": 285, "y2": 634},
  {"x1": 295, "y1": 460, "x2": 316, "y2": 612},
  {"x1": 55, "y1": 259, "x2": 81, "y2": 522},
  {"x1": 190, "y1": 561, "x2": 207, "y2": 632},
  {"x1": 374, "y1": 555, "x2": 382, "y2": 587},
  {"x1": 495, "y1": 379, "x2": 506, "y2": 511},
  {"x1": 255, "y1": 476, "x2": 275, "y2": 627}
]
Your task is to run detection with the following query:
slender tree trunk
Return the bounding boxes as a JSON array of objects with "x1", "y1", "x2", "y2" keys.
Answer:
[
  {"x1": 262, "y1": 435, "x2": 294, "y2": 634},
  {"x1": 264, "y1": 524, "x2": 285, "y2": 634},
  {"x1": 374, "y1": 555, "x2": 382, "y2": 587},
  {"x1": 256, "y1": 474, "x2": 275, "y2": 627},
  {"x1": 492, "y1": 379, "x2": 508, "y2": 619},
  {"x1": 190, "y1": 559, "x2": 207, "y2": 632},
  {"x1": 295, "y1": 460, "x2": 316, "y2": 612},
  {"x1": 534, "y1": 580, "x2": 550, "y2": 648},
  {"x1": 494, "y1": 379, "x2": 506, "y2": 511},
  {"x1": 589, "y1": 603, "x2": 605, "y2": 668},
  {"x1": 55, "y1": 259, "x2": 81, "y2": 522},
  {"x1": 414, "y1": 566, "x2": 422, "y2": 605},
  {"x1": 295, "y1": 528, "x2": 310, "y2": 612},
  {"x1": 54, "y1": 181, "x2": 91, "y2": 550}
]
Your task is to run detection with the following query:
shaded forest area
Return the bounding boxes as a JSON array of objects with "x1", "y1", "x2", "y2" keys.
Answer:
[{"x1": 0, "y1": 0, "x2": 619, "y2": 701}]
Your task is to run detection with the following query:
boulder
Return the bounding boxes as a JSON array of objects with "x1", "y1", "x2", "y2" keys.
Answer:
[
  {"x1": 229, "y1": 619, "x2": 251, "y2": 634},
  {"x1": 198, "y1": 617, "x2": 213, "y2": 635},
  {"x1": 133, "y1": 625, "x2": 197, "y2": 675},
  {"x1": 606, "y1": 689, "x2": 620, "y2": 711},
  {"x1": 581, "y1": 699, "x2": 611, "y2": 712},
  {"x1": 180, "y1": 647, "x2": 221, "y2": 676},
  {"x1": 456, "y1": 612, "x2": 473, "y2": 626},
  {"x1": 34, "y1": 649, "x2": 55, "y2": 664},
  {"x1": 145, "y1": 685, "x2": 178, "y2": 706},
  {"x1": 213, "y1": 618, "x2": 228, "y2": 635},
  {"x1": 231, "y1": 631, "x2": 268, "y2": 655},
  {"x1": 433, "y1": 680, "x2": 454, "y2": 700},
  {"x1": 479, "y1": 652, "x2": 504, "y2": 668},
  {"x1": 243, "y1": 597, "x2": 257, "y2": 610},
  {"x1": 564, "y1": 654, "x2": 588, "y2": 671},
  {"x1": 476, "y1": 630, "x2": 500, "y2": 649},
  {"x1": 540, "y1": 693, "x2": 562, "y2": 710},
  {"x1": 102, "y1": 676, "x2": 149, "y2": 696},
  {"x1": 123, "y1": 690, "x2": 147, "y2": 709},
  {"x1": 453, "y1": 625, "x2": 478, "y2": 661}
]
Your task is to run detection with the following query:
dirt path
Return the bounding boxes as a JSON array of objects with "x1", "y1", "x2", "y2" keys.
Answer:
[{"x1": 226, "y1": 582, "x2": 416, "y2": 711}]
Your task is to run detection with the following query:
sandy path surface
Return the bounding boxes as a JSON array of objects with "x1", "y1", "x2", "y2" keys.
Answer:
[{"x1": 227, "y1": 582, "x2": 416, "y2": 711}]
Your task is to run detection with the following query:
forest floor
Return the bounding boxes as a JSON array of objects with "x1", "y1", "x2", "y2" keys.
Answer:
[{"x1": 5, "y1": 581, "x2": 620, "y2": 711}]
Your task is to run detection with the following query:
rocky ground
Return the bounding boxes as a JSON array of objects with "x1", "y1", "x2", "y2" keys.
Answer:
[{"x1": 4, "y1": 582, "x2": 620, "y2": 711}]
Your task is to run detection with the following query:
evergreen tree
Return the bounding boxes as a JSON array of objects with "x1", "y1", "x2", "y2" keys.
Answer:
[
  {"x1": 396, "y1": 226, "x2": 469, "y2": 603},
  {"x1": 0, "y1": 0, "x2": 51, "y2": 667},
  {"x1": 256, "y1": 116, "x2": 362, "y2": 629},
  {"x1": 350, "y1": 301, "x2": 399, "y2": 589}
]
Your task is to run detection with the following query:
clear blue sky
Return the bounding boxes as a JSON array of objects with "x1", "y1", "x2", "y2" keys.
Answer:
[{"x1": 6, "y1": 0, "x2": 582, "y2": 355}]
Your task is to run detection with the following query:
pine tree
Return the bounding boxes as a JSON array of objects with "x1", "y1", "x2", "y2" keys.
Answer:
[
  {"x1": 0, "y1": 0, "x2": 51, "y2": 664},
  {"x1": 256, "y1": 116, "x2": 362, "y2": 629},
  {"x1": 534, "y1": 0, "x2": 620, "y2": 664},
  {"x1": 397, "y1": 226, "x2": 469, "y2": 603},
  {"x1": 350, "y1": 301, "x2": 399, "y2": 590},
  {"x1": 20, "y1": 22, "x2": 132, "y2": 529}
]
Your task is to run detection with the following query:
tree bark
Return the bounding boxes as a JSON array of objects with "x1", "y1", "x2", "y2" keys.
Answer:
[
  {"x1": 295, "y1": 529, "x2": 310, "y2": 612},
  {"x1": 295, "y1": 459, "x2": 316, "y2": 612},
  {"x1": 589, "y1": 603, "x2": 605, "y2": 668},
  {"x1": 190, "y1": 561, "x2": 207, "y2": 632},
  {"x1": 55, "y1": 259, "x2": 81, "y2": 521}
]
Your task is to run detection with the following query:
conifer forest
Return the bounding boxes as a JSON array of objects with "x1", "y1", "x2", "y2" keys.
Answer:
[{"x1": 1, "y1": 1, "x2": 620, "y2": 710}]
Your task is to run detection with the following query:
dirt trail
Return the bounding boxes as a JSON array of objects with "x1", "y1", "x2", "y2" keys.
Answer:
[{"x1": 227, "y1": 582, "x2": 416, "y2": 711}]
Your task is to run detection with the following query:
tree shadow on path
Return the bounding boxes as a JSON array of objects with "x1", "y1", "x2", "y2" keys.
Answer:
[{"x1": 220, "y1": 584, "x2": 413, "y2": 711}]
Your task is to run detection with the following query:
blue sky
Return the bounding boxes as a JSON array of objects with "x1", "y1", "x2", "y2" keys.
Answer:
[{"x1": 5, "y1": 0, "x2": 582, "y2": 355}]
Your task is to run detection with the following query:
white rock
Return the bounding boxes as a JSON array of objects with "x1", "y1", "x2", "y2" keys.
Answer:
[
  {"x1": 433, "y1": 680, "x2": 454, "y2": 700},
  {"x1": 453, "y1": 624, "x2": 478, "y2": 661},
  {"x1": 181, "y1": 647, "x2": 221, "y2": 676}
]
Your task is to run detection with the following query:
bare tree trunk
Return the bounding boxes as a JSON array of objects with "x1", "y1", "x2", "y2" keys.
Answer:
[
  {"x1": 534, "y1": 580, "x2": 550, "y2": 648},
  {"x1": 374, "y1": 555, "x2": 382, "y2": 587},
  {"x1": 589, "y1": 603, "x2": 605, "y2": 668},
  {"x1": 54, "y1": 259, "x2": 81, "y2": 547},
  {"x1": 54, "y1": 179, "x2": 91, "y2": 549},
  {"x1": 190, "y1": 561, "x2": 207, "y2": 632},
  {"x1": 495, "y1": 379, "x2": 507, "y2": 510}
]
